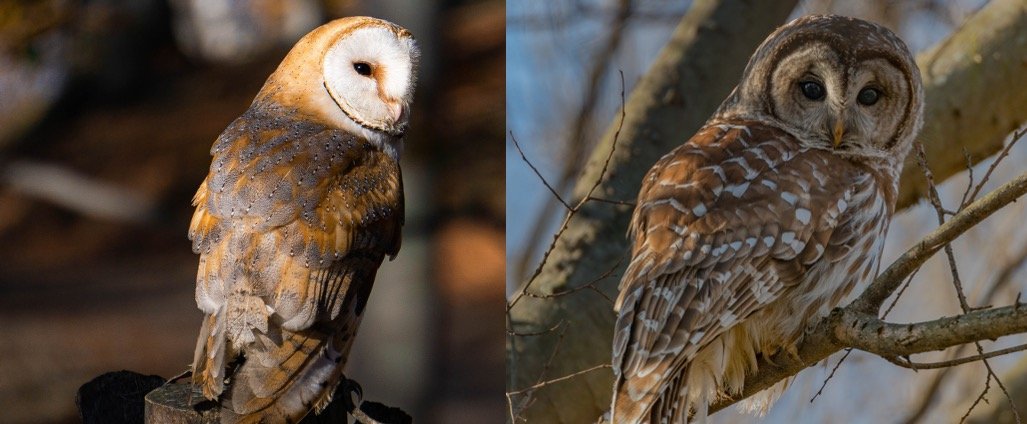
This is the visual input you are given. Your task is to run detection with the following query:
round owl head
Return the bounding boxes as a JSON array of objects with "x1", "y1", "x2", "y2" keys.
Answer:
[
  {"x1": 716, "y1": 15, "x2": 923, "y2": 161},
  {"x1": 258, "y1": 17, "x2": 419, "y2": 139}
]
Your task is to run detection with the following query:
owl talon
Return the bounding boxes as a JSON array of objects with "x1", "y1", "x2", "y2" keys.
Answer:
[
  {"x1": 341, "y1": 375, "x2": 365, "y2": 414},
  {"x1": 785, "y1": 344, "x2": 803, "y2": 365}
]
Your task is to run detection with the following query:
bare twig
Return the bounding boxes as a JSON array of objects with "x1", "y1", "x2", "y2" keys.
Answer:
[
  {"x1": 962, "y1": 374, "x2": 993, "y2": 424},
  {"x1": 583, "y1": 196, "x2": 636, "y2": 207},
  {"x1": 809, "y1": 348, "x2": 852, "y2": 403},
  {"x1": 525, "y1": 257, "x2": 623, "y2": 304},
  {"x1": 914, "y1": 141, "x2": 971, "y2": 312},
  {"x1": 967, "y1": 126, "x2": 1026, "y2": 204},
  {"x1": 882, "y1": 268, "x2": 923, "y2": 318},
  {"x1": 507, "y1": 364, "x2": 613, "y2": 396},
  {"x1": 508, "y1": 320, "x2": 565, "y2": 337},
  {"x1": 900, "y1": 130, "x2": 1027, "y2": 424},
  {"x1": 885, "y1": 343, "x2": 1027, "y2": 370},
  {"x1": 509, "y1": 131, "x2": 572, "y2": 211}
]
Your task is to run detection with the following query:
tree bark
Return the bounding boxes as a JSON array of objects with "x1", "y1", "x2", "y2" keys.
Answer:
[{"x1": 507, "y1": 0, "x2": 1027, "y2": 421}]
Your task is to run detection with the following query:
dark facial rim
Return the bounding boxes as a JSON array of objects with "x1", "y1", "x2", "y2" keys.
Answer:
[
  {"x1": 323, "y1": 81, "x2": 405, "y2": 138},
  {"x1": 764, "y1": 36, "x2": 915, "y2": 149}
]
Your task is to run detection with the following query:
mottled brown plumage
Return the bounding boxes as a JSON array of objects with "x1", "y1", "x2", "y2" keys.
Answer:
[
  {"x1": 611, "y1": 15, "x2": 922, "y2": 423},
  {"x1": 188, "y1": 16, "x2": 417, "y2": 423}
]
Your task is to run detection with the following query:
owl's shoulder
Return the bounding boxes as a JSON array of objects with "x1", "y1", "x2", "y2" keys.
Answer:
[{"x1": 190, "y1": 101, "x2": 403, "y2": 256}]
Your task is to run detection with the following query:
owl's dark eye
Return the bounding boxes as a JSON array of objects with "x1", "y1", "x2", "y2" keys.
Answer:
[
  {"x1": 799, "y1": 81, "x2": 826, "y2": 101},
  {"x1": 857, "y1": 87, "x2": 881, "y2": 105},
  {"x1": 353, "y1": 62, "x2": 372, "y2": 76}
]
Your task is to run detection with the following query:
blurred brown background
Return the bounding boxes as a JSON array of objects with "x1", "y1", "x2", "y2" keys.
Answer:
[{"x1": 0, "y1": 0, "x2": 504, "y2": 422}]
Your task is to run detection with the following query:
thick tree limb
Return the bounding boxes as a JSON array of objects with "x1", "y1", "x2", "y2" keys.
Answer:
[
  {"x1": 838, "y1": 306, "x2": 1027, "y2": 358},
  {"x1": 508, "y1": 0, "x2": 1027, "y2": 421},
  {"x1": 709, "y1": 303, "x2": 1027, "y2": 414}
]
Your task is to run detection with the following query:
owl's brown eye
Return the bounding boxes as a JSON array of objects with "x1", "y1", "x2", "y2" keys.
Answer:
[
  {"x1": 353, "y1": 62, "x2": 372, "y2": 76},
  {"x1": 799, "y1": 81, "x2": 825, "y2": 101},
  {"x1": 857, "y1": 87, "x2": 880, "y2": 105}
]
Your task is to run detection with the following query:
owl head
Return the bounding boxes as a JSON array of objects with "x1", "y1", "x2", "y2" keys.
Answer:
[
  {"x1": 257, "y1": 17, "x2": 419, "y2": 141},
  {"x1": 717, "y1": 15, "x2": 923, "y2": 161}
]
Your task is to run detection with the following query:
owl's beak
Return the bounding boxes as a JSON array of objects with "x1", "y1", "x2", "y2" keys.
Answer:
[
  {"x1": 832, "y1": 119, "x2": 845, "y2": 147},
  {"x1": 387, "y1": 102, "x2": 404, "y2": 124}
]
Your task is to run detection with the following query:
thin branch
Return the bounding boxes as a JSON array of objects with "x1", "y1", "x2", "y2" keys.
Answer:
[
  {"x1": 583, "y1": 196, "x2": 636, "y2": 207},
  {"x1": 809, "y1": 348, "x2": 852, "y2": 403},
  {"x1": 885, "y1": 343, "x2": 1027, "y2": 370},
  {"x1": 968, "y1": 126, "x2": 1026, "y2": 203},
  {"x1": 959, "y1": 148, "x2": 976, "y2": 209},
  {"x1": 507, "y1": 364, "x2": 613, "y2": 396},
  {"x1": 525, "y1": 257, "x2": 624, "y2": 304},
  {"x1": 508, "y1": 320, "x2": 565, "y2": 337},
  {"x1": 962, "y1": 374, "x2": 993, "y2": 424},
  {"x1": 836, "y1": 305, "x2": 1027, "y2": 357},
  {"x1": 914, "y1": 141, "x2": 972, "y2": 312},
  {"x1": 580, "y1": 70, "x2": 627, "y2": 203},
  {"x1": 509, "y1": 131, "x2": 572, "y2": 211},
  {"x1": 882, "y1": 268, "x2": 922, "y2": 318}
]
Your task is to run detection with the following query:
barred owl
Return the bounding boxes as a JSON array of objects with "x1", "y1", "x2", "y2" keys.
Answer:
[
  {"x1": 611, "y1": 15, "x2": 923, "y2": 423},
  {"x1": 188, "y1": 17, "x2": 417, "y2": 422}
]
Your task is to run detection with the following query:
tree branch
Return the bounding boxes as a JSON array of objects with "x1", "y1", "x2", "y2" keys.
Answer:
[
  {"x1": 838, "y1": 305, "x2": 1027, "y2": 357},
  {"x1": 884, "y1": 343, "x2": 1027, "y2": 370},
  {"x1": 708, "y1": 302, "x2": 1027, "y2": 414}
]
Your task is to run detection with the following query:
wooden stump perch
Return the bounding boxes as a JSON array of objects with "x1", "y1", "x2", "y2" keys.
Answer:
[
  {"x1": 143, "y1": 376, "x2": 412, "y2": 423},
  {"x1": 78, "y1": 370, "x2": 411, "y2": 423},
  {"x1": 144, "y1": 383, "x2": 218, "y2": 423}
]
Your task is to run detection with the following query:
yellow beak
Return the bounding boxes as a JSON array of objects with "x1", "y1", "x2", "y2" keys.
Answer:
[{"x1": 832, "y1": 119, "x2": 845, "y2": 147}]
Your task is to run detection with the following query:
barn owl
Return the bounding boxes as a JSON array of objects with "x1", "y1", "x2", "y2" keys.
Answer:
[
  {"x1": 611, "y1": 15, "x2": 923, "y2": 423},
  {"x1": 188, "y1": 16, "x2": 418, "y2": 422}
]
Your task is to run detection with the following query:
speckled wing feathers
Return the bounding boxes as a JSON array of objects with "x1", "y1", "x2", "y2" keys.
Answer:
[
  {"x1": 611, "y1": 121, "x2": 873, "y2": 422},
  {"x1": 188, "y1": 102, "x2": 403, "y2": 422}
]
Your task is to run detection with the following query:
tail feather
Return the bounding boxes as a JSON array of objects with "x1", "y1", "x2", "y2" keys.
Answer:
[
  {"x1": 192, "y1": 310, "x2": 228, "y2": 400},
  {"x1": 221, "y1": 327, "x2": 347, "y2": 423},
  {"x1": 612, "y1": 365, "x2": 709, "y2": 424}
]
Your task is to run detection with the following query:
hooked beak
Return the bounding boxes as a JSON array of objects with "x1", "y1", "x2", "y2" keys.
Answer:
[
  {"x1": 832, "y1": 119, "x2": 845, "y2": 147},
  {"x1": 387, "y1": 102, "x2": 404, "y2": 124}
]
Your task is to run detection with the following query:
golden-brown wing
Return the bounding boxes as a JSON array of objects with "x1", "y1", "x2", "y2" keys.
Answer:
[
  {"x1": 188, "y1": 103, "x2": 403, "y2": 422},
  {"x1": 611, "y1": 121, "x2": 874, "y2": 422}
]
